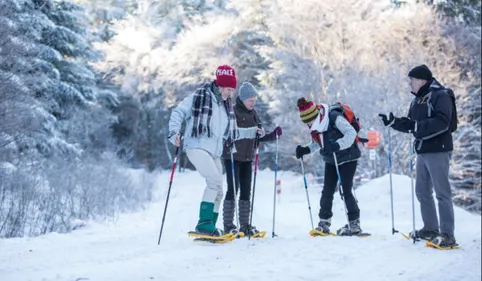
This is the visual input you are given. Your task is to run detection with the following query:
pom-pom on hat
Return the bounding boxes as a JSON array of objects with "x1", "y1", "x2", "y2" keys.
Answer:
[{"x1": 297, "y1": 97, "x2": 319, "y2": 123}]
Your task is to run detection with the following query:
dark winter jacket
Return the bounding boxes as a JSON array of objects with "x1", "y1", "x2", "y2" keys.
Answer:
[
  {"x1": 392, "y1": 78, "x2": 454, "y2": 154},
  {"x1": 319, "y1": 111, "x2": 361, "y2": 165},
  {"x1": 307, "y1": 106, "x2": 361, "y2": 165},
  {"x1": 222, "y1": 96, "x2": 275, "y2": 162}
]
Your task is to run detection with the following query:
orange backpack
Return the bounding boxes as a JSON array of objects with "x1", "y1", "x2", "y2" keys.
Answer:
[{"x1": 329, "y1": 102, "x2": 367, "y2": 144}]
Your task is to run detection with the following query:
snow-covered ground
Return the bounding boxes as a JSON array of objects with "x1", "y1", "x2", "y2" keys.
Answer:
[{"x1": 1, "y1": 169, "x2": 481, "y2": 281}]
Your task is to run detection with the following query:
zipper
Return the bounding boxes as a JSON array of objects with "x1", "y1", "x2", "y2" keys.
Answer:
[{"x1": 215, "y1": 103, "x2": 220, "y2": 156}]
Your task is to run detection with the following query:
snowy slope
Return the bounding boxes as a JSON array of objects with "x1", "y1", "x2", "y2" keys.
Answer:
[{"x1": 1, "y1": 169, "x2": 481, "y2": 281}]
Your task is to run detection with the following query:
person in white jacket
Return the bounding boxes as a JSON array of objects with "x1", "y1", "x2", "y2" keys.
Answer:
[{"x1": 168, "y1": 65, "x2": 237, "y2": 237}]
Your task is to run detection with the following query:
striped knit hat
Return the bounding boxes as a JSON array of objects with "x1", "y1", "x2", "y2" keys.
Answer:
[{"x1": 297, "y1": 97, "x2": 319, "y2": 123}]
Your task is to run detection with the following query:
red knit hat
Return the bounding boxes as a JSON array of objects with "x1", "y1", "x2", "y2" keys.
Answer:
[
  {"x1": 297, "y1": 97, "x2": 319, "y2": 123},
  {"x1": 215, "y1": 65, "x2": 237, "y2": 89}
]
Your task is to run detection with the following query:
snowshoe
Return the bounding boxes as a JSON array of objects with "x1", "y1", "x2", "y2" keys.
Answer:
[
  {"x1": 310, "y1": 219, "x2": 336, "y2": 237},
  {"x1": 190, "y1": 221, "x2": 232, "y2": 243},
  {"x1": 224, "y1": 224, "x2": 244, "y2": 238},
  {"x1": 188, "y1": 230, "x2": 235, "y2": 243},
  {"x1": 240, "y1": 225, "x2": 266, "y2": 238},
  {"x1": 426, "y1": 233, "x2": 459, "y2": 250}
]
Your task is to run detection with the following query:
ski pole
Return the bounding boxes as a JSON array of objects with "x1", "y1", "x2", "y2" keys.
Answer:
[
  {"x1": 227, "y1": 100, "x2": 240, "y2": 235},
  {"x1": 229, "y1": 142, "x2": 240, "y2": 234},
  {"x1": 300, "y1": 157, "x2": 315, "y2": 230},
  {"x1": 248, "y1": 124, "x2": 262, "y2": 240},
  {"x1": 158, "y1": 134, "x2": 182, "y2": 245},
  {"x1": 333, "y1": 152, "x2": 351, "y2": 232},
  {"x1": 409, "y1": 136, "x2": 418, "y2": 243},
  {"x1": 272, "y1": 129, "x2": 279, "y2": 238},
  {"x1": 388, "y1": 128, "x2": 398, "y2": 235}
]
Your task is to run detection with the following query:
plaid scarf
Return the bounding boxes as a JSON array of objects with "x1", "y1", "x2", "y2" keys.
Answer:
[
  {"x1": 191, "y1": 83, "x2": 213, "y2": 137},
  {"x1": 191, "y1": 82, "x2": 238, "y2": 139}
]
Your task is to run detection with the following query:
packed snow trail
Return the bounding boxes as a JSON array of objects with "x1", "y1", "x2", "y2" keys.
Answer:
[{"x1": 1, "y1": 169, "x2": 480, "y2": 281}]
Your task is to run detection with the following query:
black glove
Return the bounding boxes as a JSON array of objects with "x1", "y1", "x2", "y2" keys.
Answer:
[
  {"x1": 378, "y1": 113, "x2": 395, "y2": 127},
  {"x1": 295, "y1": 145, "x2": 311, "y2": 159},
  {"x1": 324, "y1": 140, "x2": 340, "y2": 153},
  {"x1": 358, "y1": 137, "x2": 369, "y2": 143},
  {"x1": 394, "y1": 117, "x2": 416, "y2": 132}
]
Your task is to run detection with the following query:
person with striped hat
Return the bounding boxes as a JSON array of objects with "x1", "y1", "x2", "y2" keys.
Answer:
[{"x1": 295, "y1": 97, "x2": 363, "y2": 236}]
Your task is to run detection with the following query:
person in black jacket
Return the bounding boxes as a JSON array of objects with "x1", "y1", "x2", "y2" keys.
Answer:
[
  {"x1": 378, "y1": 64, "x2": 457, "y2": 248},
  {"x1": 222, "y1": 82, "x2": 282, "y2": 237},
  {"x1": 295, "y1": 97, "x2": 363, "y2": 236}
]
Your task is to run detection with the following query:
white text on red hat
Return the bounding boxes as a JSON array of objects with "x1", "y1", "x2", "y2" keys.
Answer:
[{"x1": 216, "y1": 68, "x2": 234, "y2": 76}]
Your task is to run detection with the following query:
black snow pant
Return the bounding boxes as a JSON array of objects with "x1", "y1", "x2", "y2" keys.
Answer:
[
  {"x1": 318, "y1": 160, "x2": 360, "y2": 221},
  {"x1": 223, "y1": 159, "x2": 253, "y2": 229}
]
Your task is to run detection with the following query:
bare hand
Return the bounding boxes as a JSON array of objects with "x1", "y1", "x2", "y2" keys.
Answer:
[
  {"x1": 175, "y1": 135, "x2": 182, "y2": 147},
  {"x1": 257, "y1": 128, "x2": 265, "y2": 136}
]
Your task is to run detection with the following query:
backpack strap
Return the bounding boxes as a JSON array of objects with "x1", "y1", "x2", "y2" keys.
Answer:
[
  {"x1": 426, "y1": 92, "x2": 434, "y2": 118},
  {"x1": 328, "y1": 107, "x2": 342, "y2": 128},
  {"x1": 409, "y1": 93, "x2": 434, "y2": 118},
  {"x1": 427, "y1": 89, "x2": 454, "y2": 118},
  {"x1": 409, "y1": 97, "x2": 417, "y2": 117}
]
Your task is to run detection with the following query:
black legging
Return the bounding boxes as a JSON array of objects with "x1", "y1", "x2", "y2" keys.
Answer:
[
  {"x1": 224, "y1": 159, "x2": 252, "y2": 201},
  {"x1": 318, "y1": 160, "x2": 360, "y2": 221}
]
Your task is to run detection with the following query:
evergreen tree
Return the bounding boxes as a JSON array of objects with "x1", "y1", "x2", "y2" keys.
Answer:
[
  {"x1": 423, "y1": 0, "x2": 481, "y2": 25},
  {"x1": 35, "y1": 0, "x2": 119, "y2": 155},
  {"x1": 0, "y1": 0, "x2": 148, "y2": 238},
  {"x1": 254, "y1": 95, "x2": 275, "y2": 170}
]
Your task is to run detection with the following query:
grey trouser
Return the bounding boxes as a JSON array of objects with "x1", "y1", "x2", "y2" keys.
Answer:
[{"x1": 415, "y1": 152, "x2": 455, "y2": 235}]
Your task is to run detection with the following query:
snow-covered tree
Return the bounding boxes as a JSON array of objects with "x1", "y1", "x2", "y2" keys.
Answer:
[
  {"x1": 35, "y1": 0, "x2": 120, "y2": 153},
  {"x1": 72, "y1": 0, "x2": 138, "y2": 41},
  {"x1": 253, "y1": 95, "x2": 276, "y2": 170},
  {"x1": 0, "y1": 0, "x2": 41, "y2": 158},
  {"x1": 93, "y1": 0, "x2": 238, "y2": 169},
  {"x1": 445, "y1": 25, "x2": 481, "y2": 212},
  {"x1": 254, "y1": 0, "x2": 468, "y2": 175},
  {"x1": 0, "y1": 0, "x2": 150, "y2": 238},
  {"x1": 424, "y1": 0, "x2": 481, "y2": 25},
  {"x1": 421, "y1": 1, "x2": 482, "y2": 212}
]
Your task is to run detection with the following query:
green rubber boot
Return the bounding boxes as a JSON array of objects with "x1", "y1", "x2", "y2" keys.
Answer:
[{"x1": 195, "y1": 201, "x2": 223, "y2": 236}]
